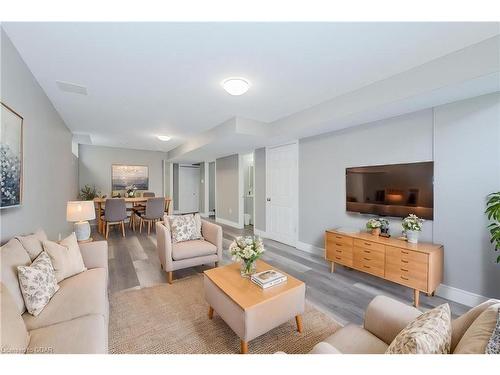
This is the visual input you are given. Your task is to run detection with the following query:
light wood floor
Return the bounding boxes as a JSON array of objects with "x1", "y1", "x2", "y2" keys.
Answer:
[{"x1": 95, "y1": 219, "x2": 468, "y2": 325}]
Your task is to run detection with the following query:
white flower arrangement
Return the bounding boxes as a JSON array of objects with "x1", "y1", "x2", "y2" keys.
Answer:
[
  {"x1": 366, "y1": 218, "x2": 382, "y2": 230},
  {"x1": 229, "y1": 236, "x2": 265, "y2": 263},
  {"x1": 402, "y1": 214, "x2": 424, "y2": 232}
]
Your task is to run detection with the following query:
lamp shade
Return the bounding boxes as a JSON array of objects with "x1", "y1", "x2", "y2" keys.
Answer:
[{"x1": 66, "y1": 201, "x2": 96, "y2": 222}]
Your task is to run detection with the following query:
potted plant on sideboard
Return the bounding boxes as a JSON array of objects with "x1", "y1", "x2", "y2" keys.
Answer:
[
  {"x1": 402, "y1": 214, "x2": 424, "y2": 244},
  {"x1": 486, "y1": 192, "x2": 500, "y2": 263},
  {"x1": 366, "y1": 218, "x2": 382, "y2": 236}
]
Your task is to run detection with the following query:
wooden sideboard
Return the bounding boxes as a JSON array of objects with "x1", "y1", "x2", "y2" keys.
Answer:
[{"x1": 325, "y1": 229, "x2": 443, "y2": 307}]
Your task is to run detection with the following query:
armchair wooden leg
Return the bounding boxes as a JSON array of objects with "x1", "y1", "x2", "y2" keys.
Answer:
[
  {"x1": 208, "y1": 306, "x2": 214, "y2": 319},
  {"x1": 167, "y1": 271, "x2": 173, "y2": 284},
  {"x1": 240, "y1": 340, "x2": 248, "y2": 354}
]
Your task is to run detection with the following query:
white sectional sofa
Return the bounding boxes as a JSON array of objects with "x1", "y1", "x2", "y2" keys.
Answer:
[{"x1": 0, "y1": 233, "x2": 109, "y2": 354}]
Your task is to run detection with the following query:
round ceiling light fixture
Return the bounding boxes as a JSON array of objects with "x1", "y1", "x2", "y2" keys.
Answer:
[
  {"x1": 222, "y1": 77, "x2": 251, "y2": 96},
  {"x1": 157, "y1": 135, "x2": 171, "y2": 142}
]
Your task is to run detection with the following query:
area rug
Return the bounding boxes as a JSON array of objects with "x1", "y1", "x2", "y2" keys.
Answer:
[{"x1": 109, "y1": 274, "x2": 341, "y2": 354}]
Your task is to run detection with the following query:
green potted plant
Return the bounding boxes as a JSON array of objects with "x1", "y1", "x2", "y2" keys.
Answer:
[
  {"x1": 366, "y1": 218, "x2": 382, "y2": 236},
  {"x1": 485, "y1": 192, "x2": 500, "y2": 263},
  {"x1": 402, "y1": 214, "x2": 424, "y2": 244},
  {"x1": 79, "y1": 184, "x2": 102, "y2": 200}
]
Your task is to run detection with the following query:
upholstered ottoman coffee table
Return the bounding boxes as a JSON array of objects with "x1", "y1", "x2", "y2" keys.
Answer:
[{"x1": 203, "y1": 260, "x2": 305, "y2": 353}]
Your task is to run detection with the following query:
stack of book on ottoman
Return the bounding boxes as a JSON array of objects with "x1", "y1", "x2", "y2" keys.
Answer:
[{"x1": 251, "y1": 269, "x2": 287, "y2": 289}]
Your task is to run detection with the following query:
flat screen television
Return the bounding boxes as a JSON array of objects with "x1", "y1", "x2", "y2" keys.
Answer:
[{"x1": 346, "y1": 161, "x2": 434, "y2": 220}]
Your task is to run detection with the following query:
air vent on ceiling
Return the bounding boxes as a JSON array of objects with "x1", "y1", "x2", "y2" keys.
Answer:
[{"x1": 56, "y1": 80, "x2": 88, "y2": 95}]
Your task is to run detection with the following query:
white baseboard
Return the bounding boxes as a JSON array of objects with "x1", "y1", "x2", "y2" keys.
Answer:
[
  {"x1": 435, "y1": 284, "x2": 489, "y2": 307},
  {"x1": 296, "y1": 241, "x2": 324, "y2": 256},
  {"x1": 215, "y1": 217, "x2": 243, "y2": 229}
]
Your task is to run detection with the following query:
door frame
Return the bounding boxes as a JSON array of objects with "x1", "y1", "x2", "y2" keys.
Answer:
[{"x1": 265, "y1": 140, "x2": 299, "y2": 247}]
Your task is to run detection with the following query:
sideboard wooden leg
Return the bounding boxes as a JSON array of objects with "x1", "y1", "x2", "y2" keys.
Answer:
[
  {"x1": 330, "y1": 262, "x2": 335, "y2": 273},
  {"x1": 414, "y1": 289, "x2": 420, "y2": 307}
]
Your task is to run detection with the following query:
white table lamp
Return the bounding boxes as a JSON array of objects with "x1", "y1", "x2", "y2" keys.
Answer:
[{"x1": 67, "y1": 201, "x2": 96, "y2": 241}]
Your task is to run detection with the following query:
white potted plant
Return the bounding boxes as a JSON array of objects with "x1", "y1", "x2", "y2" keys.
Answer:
[
  {"x1": 366, "y1": 218, "x2": 382, "y2": 236},
  {"x1": 229, "y1": 236, "x2": 265, "y2": 277},
  {"x1": 402, "y1": 214, "x2": 424, "y2": 244}
]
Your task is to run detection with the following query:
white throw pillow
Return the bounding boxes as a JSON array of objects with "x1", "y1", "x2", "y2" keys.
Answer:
[
  {"x1": 17, "y1": 252, "x2": 59, "y2": 316},
  {"x1": 43, "y1": 233, "x2": 87, "y2": 282},
  {"x1": 15, "y1": 229, "x2": 48, "y2": 261},
  {"x1": 168, "y1": 215, "x2": 199, "y2": 243}
]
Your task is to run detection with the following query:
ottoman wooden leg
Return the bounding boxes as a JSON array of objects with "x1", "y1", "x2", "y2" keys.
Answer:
[
  {"x1": 295, "y1": 315, "x2": 303, "y2": 333},
  {"x1": 208, "y1": 306, "x2": 214, "y2": 319},
  {"x1": 240, "y1": 340, "x2": 248, "y2": 354}
]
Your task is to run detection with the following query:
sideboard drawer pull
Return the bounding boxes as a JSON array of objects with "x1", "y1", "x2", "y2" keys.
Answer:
[
  {"x1": 364, "y1": 250, "x2": 371, "y2": 254},
  {"x1": 364, "y1": 265, "x2": 371, "y2": 269},
  {"x1": 401, "y1": 268, "x2": 409, "y2": 272},
  {"x1": 363, "y1": 257, "x2": 371, "y2": 261},
  {"x1": 335, "y1": 249, "x2": 342, "y2": 253},
  {"x1": 401, "y1": 259, "x2": 409, "y2": 264},
  {"x1": 335, "y1": 256, "x2": 341, "y2": 260},
  {"x1": 401, "y1": 250, "x2": 409, "y2": 254},
  {"x1": 336, "y1": 243, "x2": 342, "y2": 247},
  {"x1": 335, "y1": 236, "x2": 342, "y2": 239},
  {"x1": 401, "y1": 276, "x2": 409, "y2": 281},
  {"x1": 364, "y1": 242, "x2": 372, "y2": 246}
]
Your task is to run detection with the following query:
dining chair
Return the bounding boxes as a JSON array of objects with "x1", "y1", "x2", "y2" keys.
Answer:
[
  {"x1": 136, "y1": 197, "x2": 165, "y2": 235},
  {"x1": 101, "y1": 198, "x2": 127, "y2": 239}
]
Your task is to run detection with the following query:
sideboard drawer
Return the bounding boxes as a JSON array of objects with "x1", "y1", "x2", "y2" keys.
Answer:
[
  {"x1": 326, "y1": 232, "x2": 354, "y2": 246},
  {"x1": 353, "y1": 248, "x2": 384, "y2": 277},
  {"x1": 353, "y1": 239, "x2": 385, "y2": 253},
  {"x1": 326, "y1": 242, "x2": 353, "y2": 263},
  {"x1": 386, "y1": 263, "x2": 427, "y2": 291},
  {"x1": 386, "y1": 245, "x2": 428, "y2": 264}
]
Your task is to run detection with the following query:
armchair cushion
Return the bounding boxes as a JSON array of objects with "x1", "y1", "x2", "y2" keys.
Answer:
[{"x1": 172, "y1": 240, "x2": 217, "y2": 261}]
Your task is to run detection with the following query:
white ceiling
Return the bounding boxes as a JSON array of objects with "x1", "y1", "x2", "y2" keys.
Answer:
[{"x1": 3, "y1": 22, "x2": 499, "y2": 154}]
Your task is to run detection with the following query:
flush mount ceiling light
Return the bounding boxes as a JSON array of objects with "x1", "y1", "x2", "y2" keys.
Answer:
[
  {"x1": 157, "y1": 135, "x2": 171, "y2": 142},
  {"x1": 222, "y1": 77, "x2": 251, "y2": 96}
]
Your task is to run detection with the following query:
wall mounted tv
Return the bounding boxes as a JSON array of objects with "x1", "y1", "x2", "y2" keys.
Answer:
[{"x1": 346, "y1": 161, "x2": 434, "y2": 220}]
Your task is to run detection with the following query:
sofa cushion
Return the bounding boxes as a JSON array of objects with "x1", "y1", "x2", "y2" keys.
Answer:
[
  {"x1": 16, "y1": 229, "x2": 48, "y2": 261},
  {"x1": 22, "y1": 268, "x2": 107, "y2": 331},
  {"x1": 454, "y1": 303, "x2": 500, "y2": 354},
  {"x1": 43, "y1": 233, "x2": 87, "y2": 282},
  {"x1": 310, "y1": 341, "x2": 342, "y2": 354},
  {"x1": 0, "y1": 283, "x2": 29, "y2": 354},
  {"x1": 451, "y1": 299, "x2": 499, "y2": 351},
  {"x1": 386, "y1": 303, "x2": 452, "y2": 354},
  {"x1": 27, "y1": 314, "x2": 106, "y2": 354},
  {"x1": 0, "y1": 238, "x2": 31, "y2": 314},
  {"x1": 17, "y1": 252, "x2": 60, "y2": 316},
  {"x1": 323, "y1": 324, "x2": 388, "y2": 354},
  {"x1": 168, "y1": 214, "x2": 200, "y2": 243},
  {"x1": 172, "y1": 239, "x2": 217, "y2": 261}
]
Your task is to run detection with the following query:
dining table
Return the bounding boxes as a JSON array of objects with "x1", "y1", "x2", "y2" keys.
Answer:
[{"x1": 93, "y1": 197, "x2": 172, "y2": 234}]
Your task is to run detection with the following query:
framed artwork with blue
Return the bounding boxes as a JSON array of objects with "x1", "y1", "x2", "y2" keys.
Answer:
[{"x1": 1, "y1": 102, "x2": 23, "y2": 209}]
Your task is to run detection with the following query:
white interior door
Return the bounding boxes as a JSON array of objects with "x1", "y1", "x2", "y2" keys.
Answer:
[
  {"x1": 178, "y1": 166, "x2": 200, "y2": 213},
  {"x1": 266, "y1": 142, "x2": 298, "y2": 246}
]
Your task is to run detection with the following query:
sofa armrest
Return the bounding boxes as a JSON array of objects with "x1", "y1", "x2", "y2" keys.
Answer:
[
  {"x1": 201, "y1": 220, "x2": 222, "y2": 261},
  {"x1": 363, "y1": 295, "x2": 422, "y2": 345},
  {"x1": 156, "y1": 221, "x2": 173, "y2": 271},
  {"x1": 79, "y1": 241, "x2": 108, "y2": 271}
]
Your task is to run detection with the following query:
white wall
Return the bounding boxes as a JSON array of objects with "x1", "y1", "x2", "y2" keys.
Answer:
[
  {"x1": 1, "y1": 29, "x2": 78, "y2": 243},
  {"x1": 297, "y1": 93, "x2": 500, "y2": 301},
  {"x1": 78, "y1": 144, "x2": 165, "y2": 197},
  {"x1": 299, "y1": 109, "x2": 434, "y2": 247},
  {"x1": 433, "y1": 93, "x2": 500, "y2": 300}
]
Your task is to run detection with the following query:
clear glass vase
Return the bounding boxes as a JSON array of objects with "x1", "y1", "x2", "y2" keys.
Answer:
[{"x1": 240, "y1": 260, "x2": 257, "y2": 278}]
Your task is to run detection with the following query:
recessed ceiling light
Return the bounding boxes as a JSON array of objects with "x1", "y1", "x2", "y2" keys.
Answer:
[
  {"x1": 222, "y1": 77, "x2": 250, "y2": 96},
  {"x1": 157, "y1": 135, "x2": 171, "y2": 142}
]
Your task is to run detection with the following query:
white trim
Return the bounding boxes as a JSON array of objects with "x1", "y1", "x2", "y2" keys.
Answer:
[
  {"x1": 296, "y1": 241, "x2": 324, "y2": 257},
  {"x1": 252, "y1": 150, "x2": 256, "y2": 227},
  {"x1": 199, "y1": 212, "x2": 210, "y2": 218},
  {"x1": 216, "y1": 217, "x2": 243, "y2": 229},
  {"x1": 238, "y1": 154, "x2": 244, "y2": 228},
  {"x1": 435, "y1": 284, "x2": 489, "y2": 307},
  {"x1": 203, "y1": 161, "x2": 209, "y2": 215}
]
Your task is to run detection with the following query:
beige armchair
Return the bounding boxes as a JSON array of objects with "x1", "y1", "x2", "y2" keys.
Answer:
[{"x1": 156, "y1": 219, "x2": 223, "y2": 284}]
